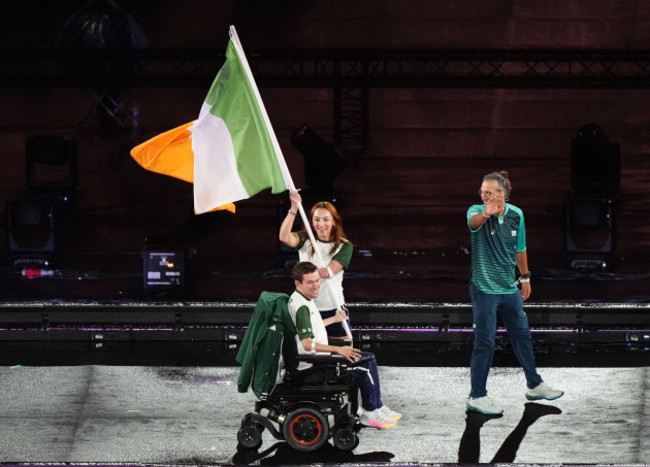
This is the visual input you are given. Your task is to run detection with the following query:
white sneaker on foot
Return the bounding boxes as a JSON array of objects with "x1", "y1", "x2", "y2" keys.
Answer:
[
  {"x1": 359, "y1": 408, "x2": 397, "y2": 429},
  {"x1": 466, "y1": 396, "x2": 504, "y2": 415},
  {"x1": 379, "y1": 404, "x2": 402, "y2": 420},
  {"x1": 526, "y1": 382, "x2": 564, "y2": 401}
]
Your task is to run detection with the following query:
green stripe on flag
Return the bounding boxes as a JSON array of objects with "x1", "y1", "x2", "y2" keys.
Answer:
[{"x1": 204, "y1": 40, "x2": 285, "y2": 198}]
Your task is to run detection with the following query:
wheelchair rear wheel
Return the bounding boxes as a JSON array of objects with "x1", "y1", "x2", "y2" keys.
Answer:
[{"x1": 283, "y1": 407, "x2": 329, "y2": 452}]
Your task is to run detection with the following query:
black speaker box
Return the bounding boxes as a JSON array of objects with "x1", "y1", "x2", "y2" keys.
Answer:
[
  {"x1": 564, "y1": 198, "x2": 614, "y2": 255},
  {"x1": 6, "y1": 199, "x2": 57, "y2": 263}
]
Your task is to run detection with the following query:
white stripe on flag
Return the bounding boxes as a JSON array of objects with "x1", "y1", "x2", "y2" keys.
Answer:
[{"x1": 192, "y1": 102, "x2": 248, "y2": 213}]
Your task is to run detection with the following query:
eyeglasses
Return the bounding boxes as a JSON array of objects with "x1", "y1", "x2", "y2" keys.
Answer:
[{"x1": 478, "y1": 189, "x2": 503, "y2": 198}]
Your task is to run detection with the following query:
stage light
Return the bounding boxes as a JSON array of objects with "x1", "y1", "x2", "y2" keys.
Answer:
[
  {"x1": 6, "y1": 199, "x2": 57, "y2": 266},
  {"x1": 570, "y1": 124, "x2": 620, "y2": 198},
  {"x1": 57, "y1": 1, "x2": 149, "y2": 131},
  {"x1": 58, "y1": 0, "x2": 148, "y2": 49},
  {"x1": 565, "y1": 198, "x2": 614, "y2": 256},
  {"x1": 26, "y1": 135, "x2": 78, "y2": 202},
  {"x1": 566, "y1": 124, "x2": 619, "y2": 270},
  {"x1": 291, "y1": 124, "x2": 348, "y2": 198}
]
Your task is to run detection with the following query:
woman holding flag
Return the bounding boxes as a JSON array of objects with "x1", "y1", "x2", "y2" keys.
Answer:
[{"x1": 279, "y1": 191, "x2": 353, "y2": 341}]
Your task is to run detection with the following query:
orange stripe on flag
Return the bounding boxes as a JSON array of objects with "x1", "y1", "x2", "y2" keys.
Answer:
[
  {"x1": 130, "y1": 122, "x2": 195, "y2": 183},
  {"x1": 130, "y1": 122, "x2": 236, "y2": 213}
]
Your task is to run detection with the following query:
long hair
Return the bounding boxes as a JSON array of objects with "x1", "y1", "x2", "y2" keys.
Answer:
[
  {"x1": 303, "y1": 201, "x2": 350, "y2": 257},
  {"x1": 483, "y1": 171, "x2": 512, "y2": 200}
]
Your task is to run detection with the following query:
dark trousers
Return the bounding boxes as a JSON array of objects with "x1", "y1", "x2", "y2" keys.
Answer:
[
  {"x1": 350, "y1": 351, "x2": 383, "y2": 411},
  {"x1": 469, "y1": 282, "x2": 542, "y2": 398}
]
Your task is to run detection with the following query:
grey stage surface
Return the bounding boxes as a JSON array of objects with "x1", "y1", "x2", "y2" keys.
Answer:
[{"x1": 0, "y1": 365, "x2": 648, "y2": 465}]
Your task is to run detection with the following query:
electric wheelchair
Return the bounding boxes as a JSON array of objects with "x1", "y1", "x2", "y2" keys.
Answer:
[{"x1": 236, "y1": 291, "x2": 373, "y2": 452}]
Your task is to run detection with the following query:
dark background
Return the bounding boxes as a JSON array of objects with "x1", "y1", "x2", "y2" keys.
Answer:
[{"x1": 1, "y1": 0, "x2": 649, "y2": 303}]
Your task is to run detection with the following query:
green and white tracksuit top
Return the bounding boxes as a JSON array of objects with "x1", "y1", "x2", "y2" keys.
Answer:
[
  {"x1": 288, "y1": 290, "x2": 329, "y2": 370},
  {"x1": 295, "y1": 232, "x2": 353, "y2": 310},
  {"x1": 467, "y1": 203, "x2": 527, "y2": 295}
]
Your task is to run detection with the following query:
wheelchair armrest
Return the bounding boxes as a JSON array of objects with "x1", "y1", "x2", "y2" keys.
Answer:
[
  {"x1": 328, "y1": 339, "x2": 353, "y2": 347},
  {"x1": 349, "y1": 352, "x2": 375, "y2": 367},
  {"x1": 283, "y1": 352, "x2": 376, "y2": 387},
  {"x1": 294, "y1": 352, "x2": 375, "y2": 367},
  {"x1": 295, "y1": 354, "x2": 345, "y2": 365}
]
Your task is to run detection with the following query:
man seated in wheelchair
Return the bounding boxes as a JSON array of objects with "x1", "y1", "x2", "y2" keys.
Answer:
[{"x1": 289, "y1": 261, "x2": 401, "y2": 429}]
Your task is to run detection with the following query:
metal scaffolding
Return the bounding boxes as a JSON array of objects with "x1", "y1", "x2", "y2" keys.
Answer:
[{"x1": 4, "y1": 48, "x2": 650, "y2": 154}]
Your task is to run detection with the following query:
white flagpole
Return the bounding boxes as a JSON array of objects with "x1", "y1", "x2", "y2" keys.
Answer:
[
  {"x1": 229, "y1": 26, "x2": 293, "y2": 190},
  {"x1": 228, "y1": 26, "x2": 352, "y2": 340}
]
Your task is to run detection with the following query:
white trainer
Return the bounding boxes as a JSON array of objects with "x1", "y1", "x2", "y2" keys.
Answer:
[
  {"x1": 526, "y1": 382, "x2": 564, "y2": 401},
  {"x1": 466, "y1": 396, "x2": 504, "y2": 415},
  {"x1": 379, "y1": 404, "x2": 402, "y2": 420},
  {"x1": 359, "y1": 408, "x2": 397, "y2": 429}
]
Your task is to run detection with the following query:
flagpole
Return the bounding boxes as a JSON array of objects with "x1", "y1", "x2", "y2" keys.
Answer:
[
  {"x1": 229, "y1": 26, "x2": 351, "y2": 340},
  {"x1": 229, "y1": 26, "x2": 293, "y2": 191}
]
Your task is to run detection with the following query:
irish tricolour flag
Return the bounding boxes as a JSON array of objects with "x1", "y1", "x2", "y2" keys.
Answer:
[{"x1": 131, "y1": 26, "x2": 291, "y2": 213}]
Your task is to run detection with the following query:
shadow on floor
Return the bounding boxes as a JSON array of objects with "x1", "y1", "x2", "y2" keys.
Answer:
[{"x1": 459, "y1": 402, "x2": 563, "y2": 464}]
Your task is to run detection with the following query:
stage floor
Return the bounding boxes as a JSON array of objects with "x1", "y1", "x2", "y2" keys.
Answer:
[{"x1": 0, "y1": 364, "x2": 648, "y2": 466}]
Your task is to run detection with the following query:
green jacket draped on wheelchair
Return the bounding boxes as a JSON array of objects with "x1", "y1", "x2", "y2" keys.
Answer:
[{"x1": 236, "y1": 291, "x2": 298, "y2": 399}]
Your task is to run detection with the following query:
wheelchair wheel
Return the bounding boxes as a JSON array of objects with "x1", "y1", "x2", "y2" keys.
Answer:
[
  {"x1": 283, "y1": 407, "x2": 329, "y2": 452},
  {"x1": 333, "y1": 427, "x2": 359, "y2": 451},
  {"x1": 237, "y1": 424, "x2": 263, "y2": 450},
  {"x1": 240, "y1": 417, "x2": 265, "y2": 434}
]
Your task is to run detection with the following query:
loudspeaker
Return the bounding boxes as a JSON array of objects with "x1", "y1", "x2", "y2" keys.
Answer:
[
  {"x1": 291, "y1": 125, "x2": 348, "y2": 198},
  {"x1": 6, "y1": 199, "x2": 57, "y2": 263},
  {"x1": 570, "y1": 124, "x2": 620, "y2": 198},
  {"x1": 26, "y1": 135, "x2": 78, "y2": 201},
  {"x1": 565, "y1": 198, "x2": 614, "y2": 255}
]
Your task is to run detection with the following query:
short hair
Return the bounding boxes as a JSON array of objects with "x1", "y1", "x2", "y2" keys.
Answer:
[
  {"x1": 483, "y1": 171, "x2": 512, "y2": 199},
  {"x1": 292, "y1": 261, "x2": 318, "y2": 282}
]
